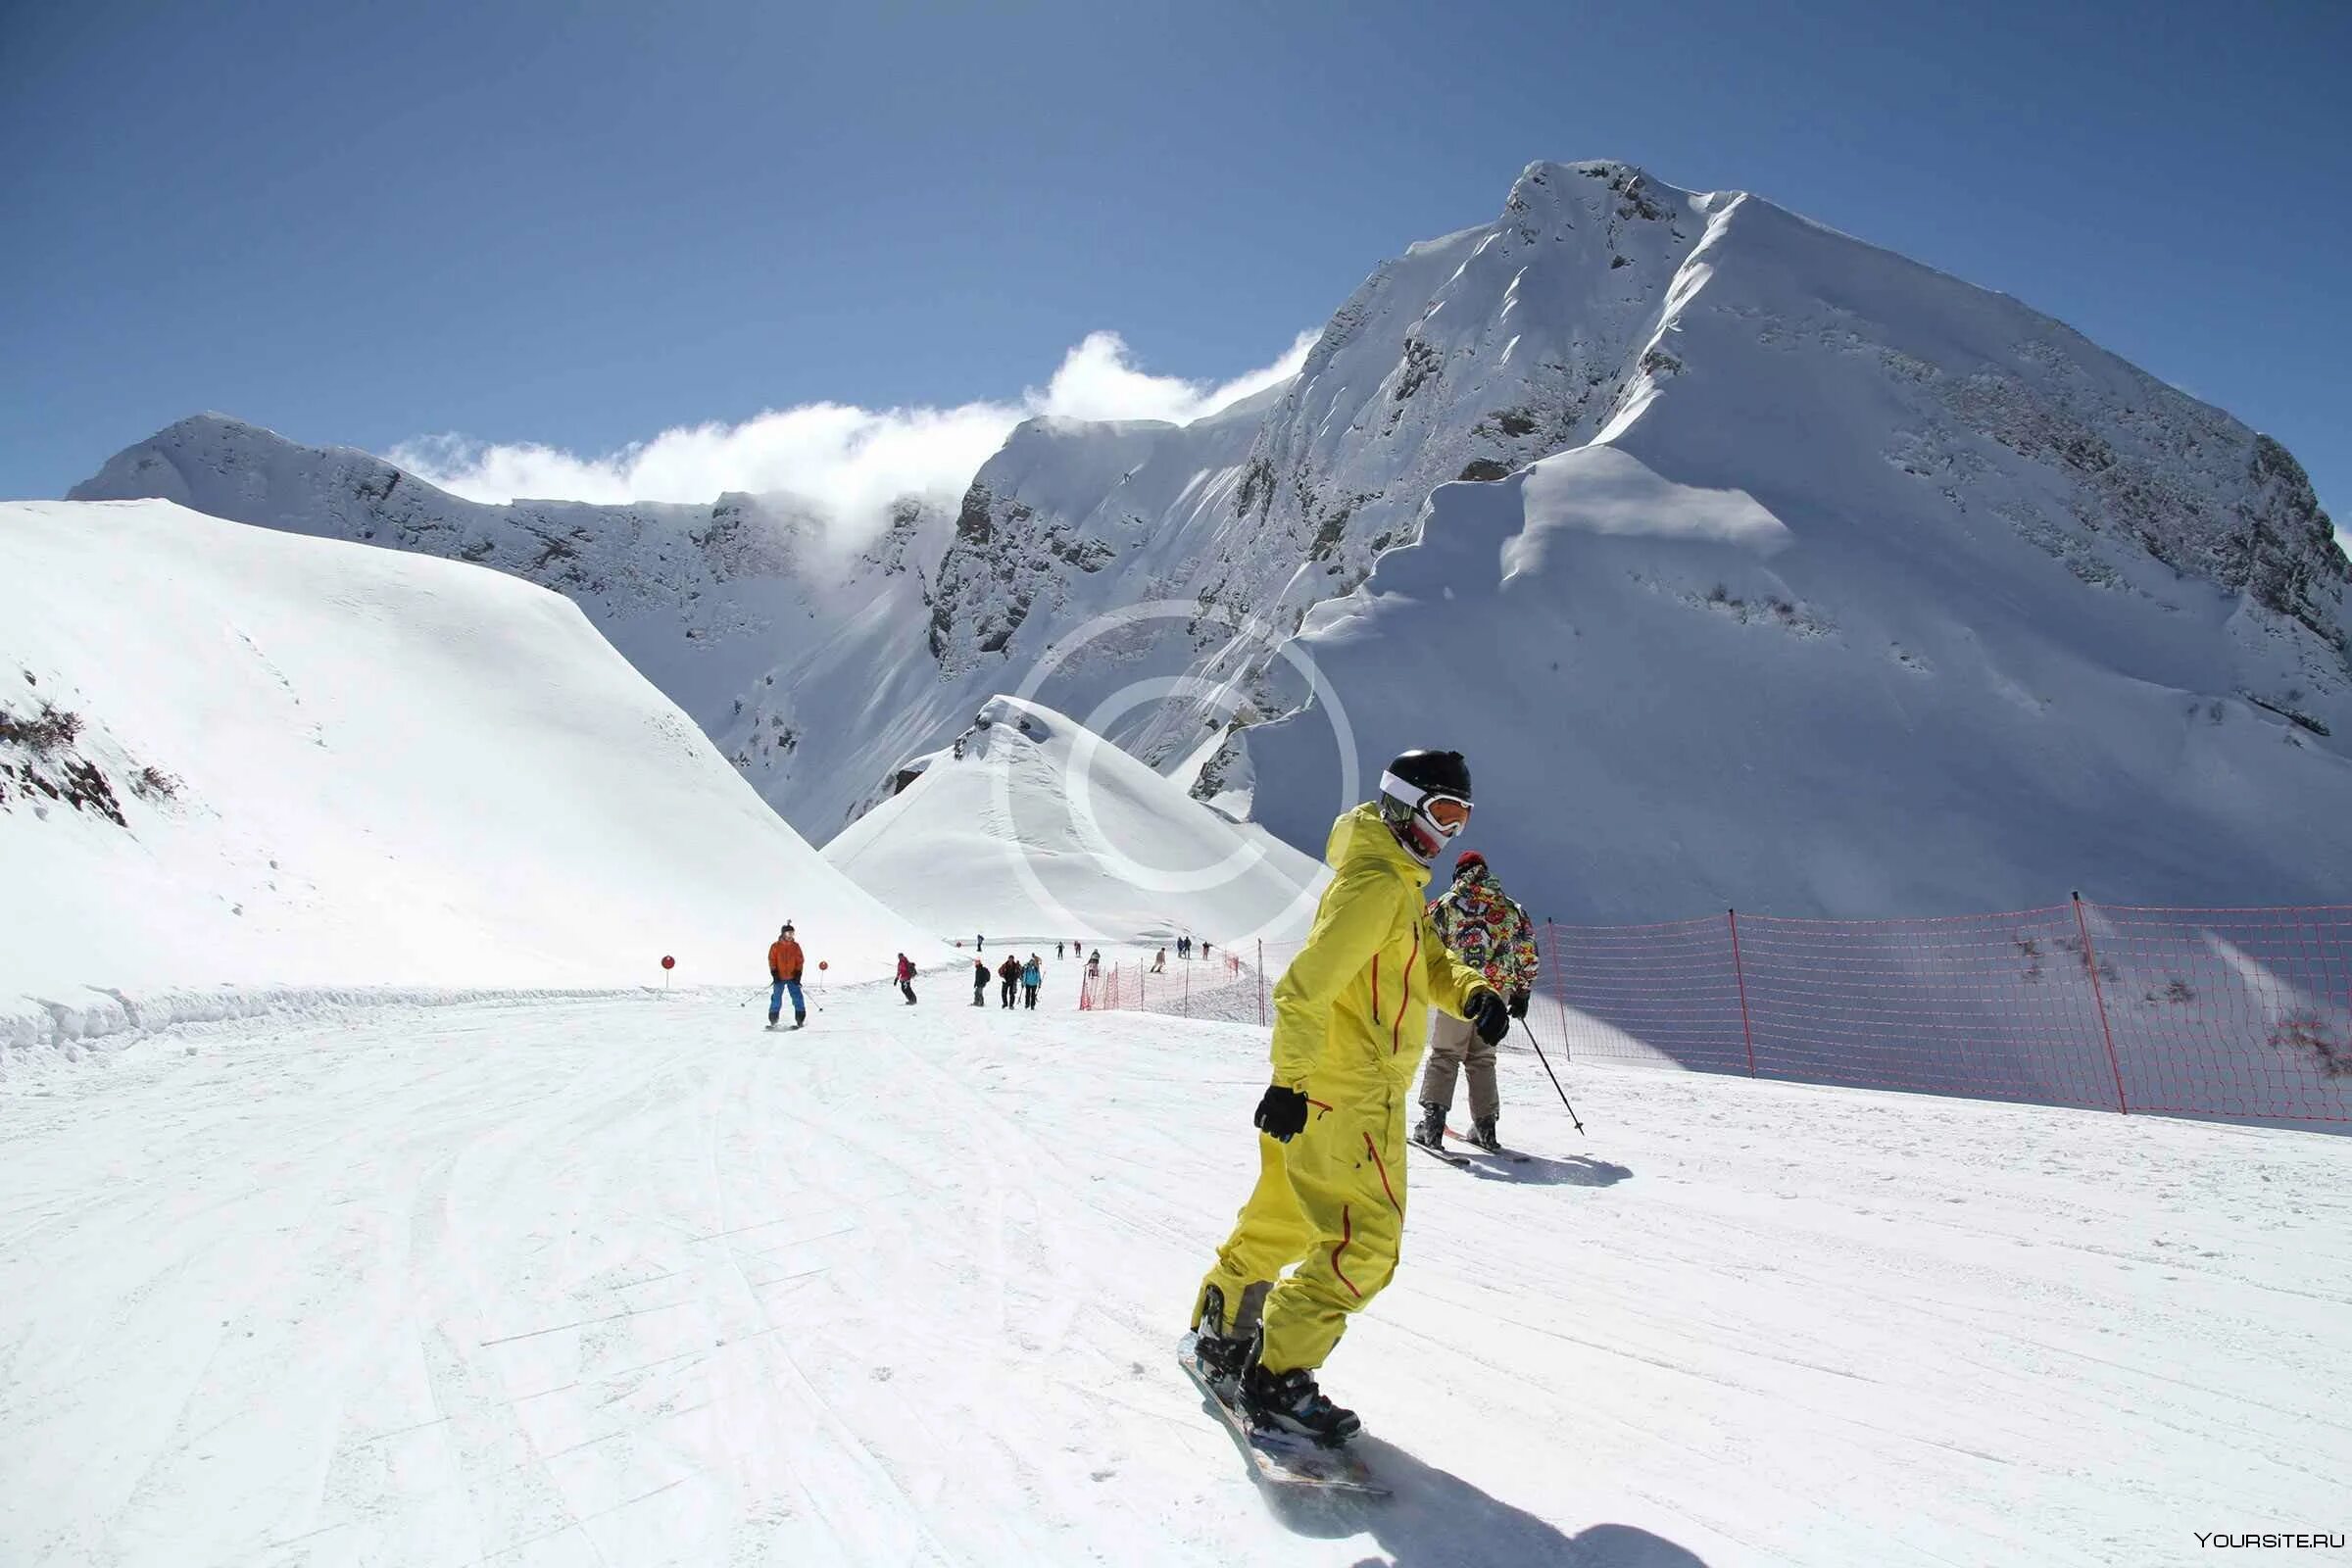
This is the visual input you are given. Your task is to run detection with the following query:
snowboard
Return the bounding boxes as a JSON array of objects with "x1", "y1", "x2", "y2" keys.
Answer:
[
  {"x1": 1447, "y1": 1126, "x2": 1532, "y2": 1163},
  {"x1": 1176, "y1": 1332, "x2": 1387, "y2": 1495}
]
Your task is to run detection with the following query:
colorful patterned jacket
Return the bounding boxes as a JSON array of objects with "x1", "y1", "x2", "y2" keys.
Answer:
[{"x1": 1427, "y1": 862, "x2": 1540, "y2": 996}]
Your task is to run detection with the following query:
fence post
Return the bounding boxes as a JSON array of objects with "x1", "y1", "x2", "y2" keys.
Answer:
[
  {"x1": 1545, "y1": 921, "x2": 1572, "y2": 1057},
  {"x1": 1728, "y1": 907, "x2": 1759, "y2": 1077},
  {"x1": 2074, "y1": 892, "x2": 2129, "y2": 1114},
  {"x1": 1257, "y1": 939, "x2": 1266, "y2": 1028}
]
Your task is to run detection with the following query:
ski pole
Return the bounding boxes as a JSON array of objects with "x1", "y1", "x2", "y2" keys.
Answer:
[{"x1": 1518, "y1": 1017, "x2": 1585, "y2": 1135}]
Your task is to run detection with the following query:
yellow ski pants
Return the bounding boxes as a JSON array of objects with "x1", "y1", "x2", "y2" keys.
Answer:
[{"x1": 1198, "y1": 1085, "x2": 1409, "y2": 1374}]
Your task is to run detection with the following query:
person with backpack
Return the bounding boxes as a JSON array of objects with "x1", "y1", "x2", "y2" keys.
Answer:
[
  {"x1": 997, "y1": 953, "x2": 1022, "y2": 1008},
  {"x1": 766, "y1": 922, "x2": 806, "y2": 1030},
  {"x1": 1021, "y1": 954, "x2": 1043, "y2": 1009},
  {"x1": 896, "y1": 952, "x2": 918, "y2": 1004},
  {"x1": 1413, "y1": 851, "x2": 1539, "y2": 1153},
  {"x1": 1186, "y1": 750, "x2": 1505, "y2": 1446}
]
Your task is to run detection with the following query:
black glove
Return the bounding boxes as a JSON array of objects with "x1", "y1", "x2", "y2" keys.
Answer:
[
  {"x1": 1252, "y1": 1084, "x2": 1310, "y2": 1143},
  {"x1": 1467, "y1": 988, "x2": 1510, "y2": 1046},
  {"x1": 1507, "y1": 989, "x2": 1531, "y2": 1020}
]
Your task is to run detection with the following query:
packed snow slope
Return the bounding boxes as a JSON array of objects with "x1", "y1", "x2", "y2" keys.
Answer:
[
  {"x1": 821, "y1": 695, "x2": 1323, "y2": 943},
  {"x1": 0, "y1": 500, "x2": 933, "y2": 1047},
  {"x1": 3, "y1": 995, "x2": 2343, "y2": 1566},
  {"x1": 79, "y1": 160, "x2": 2347, "y2": 913}
]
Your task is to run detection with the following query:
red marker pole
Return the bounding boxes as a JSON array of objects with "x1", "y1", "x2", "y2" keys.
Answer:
[{"x1": 661, "y1": 955, "x2": 675, "y2": 992}]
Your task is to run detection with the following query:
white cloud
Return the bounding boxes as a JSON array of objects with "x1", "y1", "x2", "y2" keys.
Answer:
[{"x1": 386, "y1": 330, "x2": 1317, "y2": 544}]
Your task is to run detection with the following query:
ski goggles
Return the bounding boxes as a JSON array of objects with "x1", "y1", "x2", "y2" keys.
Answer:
[{"x1": 1381, "y1": 772, "x2": 1472, "y2": 837}]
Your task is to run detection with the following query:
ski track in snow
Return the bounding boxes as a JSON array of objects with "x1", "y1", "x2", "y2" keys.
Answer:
[{"x1": 2, "y1": 991, "x2": 2346, "y2": 1567}]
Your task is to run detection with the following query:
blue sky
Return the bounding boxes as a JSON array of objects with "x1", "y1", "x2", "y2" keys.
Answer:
[{"x1": 3, "y1": 0, "x2": 2345, "y2": 530}]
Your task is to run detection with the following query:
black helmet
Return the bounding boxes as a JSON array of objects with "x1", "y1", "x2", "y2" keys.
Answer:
[{"x1": 1378, "y1": 749, "x2": 1472, "y2": 864}]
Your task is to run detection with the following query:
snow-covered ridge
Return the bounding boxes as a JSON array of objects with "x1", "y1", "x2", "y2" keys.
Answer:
[
  {"x1": 71, "y1": 415, "x2": 958, "y2": 839},
  {"x1": 0, "y1": 499, "x2": 939, "y2": 1054}
]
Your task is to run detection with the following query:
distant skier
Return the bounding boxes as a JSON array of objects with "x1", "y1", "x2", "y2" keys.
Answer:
[
  {"x1": 972, "y1": 956, "x2": 990, "y2": 1006},
  {"x1": 1413, "y1": 851, "x2": 1539, "y2": 1153},
  {"x1": 1055, "y1": 941, "x2": 1064, "y2": 960},
  {"x1": 1022, "y1": 954, "x2": 1043, "y2": 1009},
  {"x1": 897, "y1": 953, "x2": 919, "y2": 1005},
  {"x1": 998, "y1": 954, "x2": 1022, "y2": 1009},
  {"x1": 1151, "y1": 948, "x2": 1166, "y2": 974},
  {"x1": 766, "y1": 922, "x2": 806, "y2": 1029},
  {"x1": 1087, "y1": 950, "x2": 1102, "y2": 978},
  {"x1": 977, "y1": 932, "x2": 984, "y2": 952},
  {"x1": 1188, "y1": 750, "x2": 1505, "y2": 1446}
]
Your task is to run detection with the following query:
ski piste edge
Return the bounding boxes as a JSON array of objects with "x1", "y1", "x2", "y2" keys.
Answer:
[
  {"x1": 1175, "y1": 1332, "x2": 1388, "y2": 1496},
  {"x1": 1446, "y1": 1126, "x2": 1533, "y2": 1163}
]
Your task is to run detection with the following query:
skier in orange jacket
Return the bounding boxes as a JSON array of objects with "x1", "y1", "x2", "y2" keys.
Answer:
[{"x1": 767, "y1": 923, "x2": 806, "y2": 1029}]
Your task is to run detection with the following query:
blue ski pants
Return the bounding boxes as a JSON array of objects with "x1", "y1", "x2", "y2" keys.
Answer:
[{"x1": 769, "y1": 978, "x2": 805, "y2": 1022}]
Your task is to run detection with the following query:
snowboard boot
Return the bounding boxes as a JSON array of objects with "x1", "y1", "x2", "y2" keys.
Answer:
[
  {"x1": 1189, "y1": 1284, "x2": 1254, "y2": 1396},
  {"x1": 1242, "y1": 1362, "x2": 1361, "y2": 1447},
  {"x1": 1410, "y1": 1102, "x2": 1446, "y2": 1151},
  {"x1": 1468, "y1": 1116, "x2": 1501, "y2": 1153}
]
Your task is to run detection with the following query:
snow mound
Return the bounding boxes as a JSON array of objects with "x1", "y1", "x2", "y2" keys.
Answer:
[
  {"x1": 822, "y1": 695, "x2": 1323, "y2": 942},
  {"x1": 0, "y1": 500, "x2": 936, "y2": 1051}
]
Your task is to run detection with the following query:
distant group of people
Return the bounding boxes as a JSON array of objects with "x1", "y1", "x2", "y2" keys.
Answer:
[
  {"x1": 1145, "y1": 935, "x2": 1218, "y2": 974},
  {"x1": 767, "y1": 927, "x2": 1227, "y2": 1023},
  {"x1": 974, "y1": 952, "x2": 1045, "y2": 1008}
]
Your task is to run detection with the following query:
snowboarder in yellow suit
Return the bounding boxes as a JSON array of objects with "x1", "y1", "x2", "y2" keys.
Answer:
[{"x1": 1190, "y1": 750, "x2": 1509, "y2": 1445}]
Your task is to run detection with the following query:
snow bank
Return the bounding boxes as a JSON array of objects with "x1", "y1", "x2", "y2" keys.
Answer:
[
  {"x1": 822, "y1": 695, "x2": 1323, "y2": 942},
  {"x1": 0, "y1": 500, "x2": 939, "y2": 1053}
]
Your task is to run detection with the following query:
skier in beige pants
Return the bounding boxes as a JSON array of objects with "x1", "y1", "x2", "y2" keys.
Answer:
[{"x1": 1412, "y1": 851, "x2": 1539, "y2": 1154}]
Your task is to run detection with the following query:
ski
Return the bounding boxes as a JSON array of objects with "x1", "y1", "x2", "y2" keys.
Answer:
[
  {"x1": 1446, "y1": 1127, "x2": 1532, "y2": 1163},
  {"x1": 1176, "y1": 1332, "x2": 1387, "y2": 1495},
  {"x1": 1407, "y1": 1135, "x2": 1474, "y2": 1168}
]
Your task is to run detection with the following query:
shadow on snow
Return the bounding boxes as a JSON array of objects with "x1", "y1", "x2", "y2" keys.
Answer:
[{"x1": 1262, "y1": 1436, "x2": 1708, "y2": 1566}]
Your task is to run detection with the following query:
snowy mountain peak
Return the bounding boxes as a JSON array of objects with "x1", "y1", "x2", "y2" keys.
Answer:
[{"x1": 1502, "y1": 159, "x2": 1701, "y2": 221}]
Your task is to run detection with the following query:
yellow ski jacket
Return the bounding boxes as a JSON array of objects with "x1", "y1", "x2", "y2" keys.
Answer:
[{"x1": 1269, "y1": 803, "x2": 1493, "y2": 1098}]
